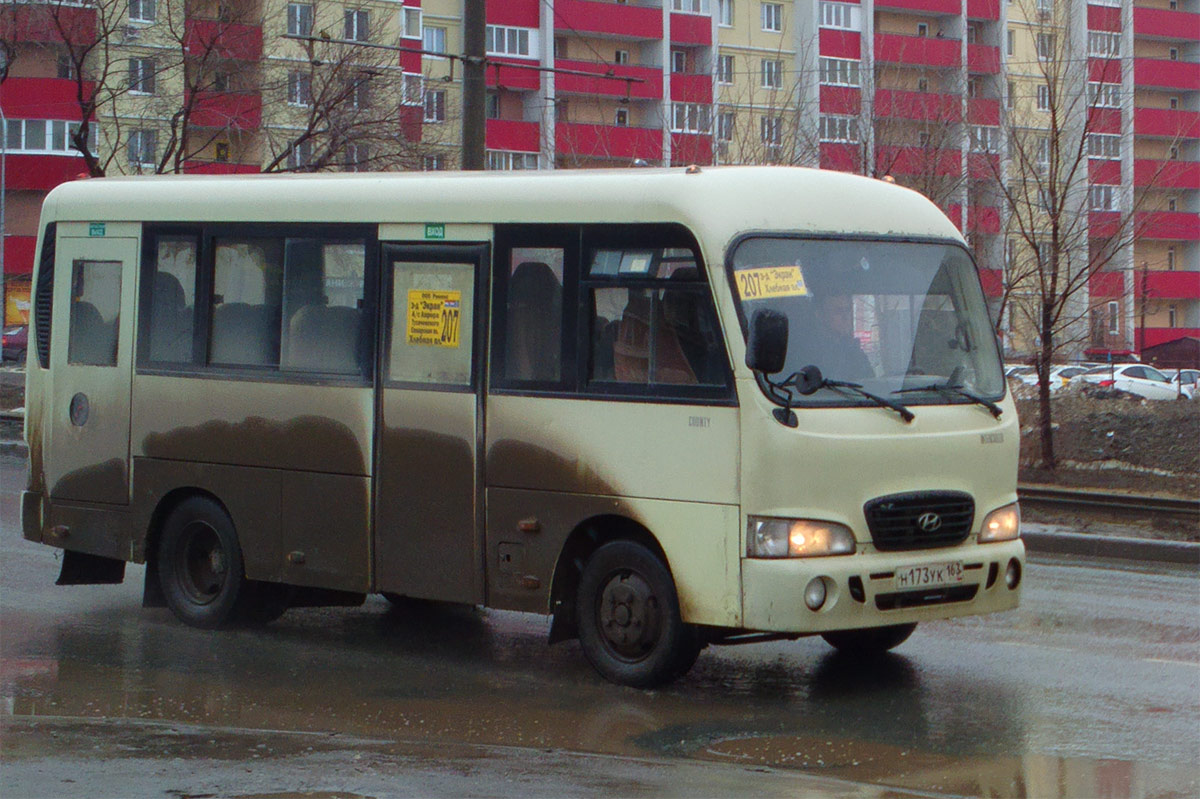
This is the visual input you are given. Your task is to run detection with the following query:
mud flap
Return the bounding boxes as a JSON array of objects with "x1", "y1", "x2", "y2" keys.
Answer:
[{"x1": 56, "y1": 550, "x2": 126, "y2": 585}]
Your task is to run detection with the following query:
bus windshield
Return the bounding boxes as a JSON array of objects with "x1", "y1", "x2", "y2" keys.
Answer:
[{"x1": 731, "y1": 237, "x2": 1005, "y2": 407}]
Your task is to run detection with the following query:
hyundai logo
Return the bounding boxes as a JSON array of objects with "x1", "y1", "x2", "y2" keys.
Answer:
[{"x1": 917, "y1": 512, "x2": 943, "y2": 532}]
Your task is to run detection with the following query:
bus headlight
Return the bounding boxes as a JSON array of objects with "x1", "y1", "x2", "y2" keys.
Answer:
[
  {"x1": 979, "y1": 503, "x2": 1020, "y2": 543},
  {"x1": 747, "y1": 517, "x2": 857, "y2": 558}
]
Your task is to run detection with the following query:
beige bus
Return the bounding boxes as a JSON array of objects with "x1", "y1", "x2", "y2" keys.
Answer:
[{"x1": 22, "y1": 166, "x2": 1023, "y2": 687}]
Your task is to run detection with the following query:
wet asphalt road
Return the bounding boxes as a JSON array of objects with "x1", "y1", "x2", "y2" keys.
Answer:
[{"x1": 1, "y1": 452, "x2": 1197, "y2": 798}]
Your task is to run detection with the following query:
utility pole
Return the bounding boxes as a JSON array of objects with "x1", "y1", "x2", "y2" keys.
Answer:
[{"x1": 461, "y1": 0, "x2": 486, "y2": 170}]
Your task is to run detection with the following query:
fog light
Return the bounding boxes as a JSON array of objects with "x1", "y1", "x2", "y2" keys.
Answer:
[
  {"x1": 1005, "y1": 559, "x2": 1022, "y2": 589},
  {"x1": 804, "y1": 577, "x2": 827, "y2": 610}
]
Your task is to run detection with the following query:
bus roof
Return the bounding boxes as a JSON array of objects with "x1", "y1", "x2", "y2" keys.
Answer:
[{"x1": 41, "y1": 165, "x2": 964, "y2": 248}]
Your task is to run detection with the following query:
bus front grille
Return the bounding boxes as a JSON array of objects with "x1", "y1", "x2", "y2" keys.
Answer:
[
  {"x1": 875, "y1": 584, "x2": 978, "y2": 610},
  {"x1": 863, "y1": 491, "x2": 974, "y2": 552}
]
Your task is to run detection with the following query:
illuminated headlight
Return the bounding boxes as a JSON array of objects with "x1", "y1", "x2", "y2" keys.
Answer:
[
  {"x1": 747, "y1": 517, "x2": 857, "y2": 558},
  {"x1": 979, "y1": 503, "x2": 1021, "y2": 543}
]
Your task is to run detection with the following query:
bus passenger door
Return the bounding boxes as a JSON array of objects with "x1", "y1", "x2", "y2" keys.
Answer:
[
  {"x1": 47, "y1": 235, "x2": 138, "y2": 505},
  {"x1": 374, "y1": 244, "x2": 487, "y2": 603}
]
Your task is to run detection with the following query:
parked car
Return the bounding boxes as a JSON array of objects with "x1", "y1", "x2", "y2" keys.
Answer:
[
  {"x1": 1007, "y1": 365, "x2": 1087, "y2": 391},
  {"x1": 2, "y1": 325, "x2": 27, "y2": 363},
  {"x1": 1068, "y1": 363, "x2": 1180, "y2": 400},
  {"x1": 1166, "y1": 368, "x2": 1198, "y2": 399}
]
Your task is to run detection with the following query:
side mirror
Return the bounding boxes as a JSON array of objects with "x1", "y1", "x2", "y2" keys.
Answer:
[{"x1": 746, "y1": 309, "x2": 788, "y2": 375}]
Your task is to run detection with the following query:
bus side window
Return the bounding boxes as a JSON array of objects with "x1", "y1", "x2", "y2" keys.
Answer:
[
  {"x1": 280, "y1": 239, "x2": 366, "y2": 376},
  {"x1": 504, "y1": 251, "x2": 563, "y2": 383},
  {"x1": 68, "y1": 259, "x2": 122, "y2": 367},
  {"x1": 148, "y1": 236, "x2": 197, "y2": 363},
  {"x1": 211, "y1": 238, "x2": 284, "y2": 367}
]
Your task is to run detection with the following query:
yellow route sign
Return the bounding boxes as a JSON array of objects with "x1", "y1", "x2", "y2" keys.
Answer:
[
  {"x1": 407, "y1": 289, "x2": 462, "y2": 347},
  {"x1": 734, "y1": 266, "x2": 808, "y2": 301}
]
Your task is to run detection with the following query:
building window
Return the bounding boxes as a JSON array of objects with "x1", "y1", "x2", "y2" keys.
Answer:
[
  {"x1": 344, "y1": 9, "x2": 369, "y2": 42},
  {"x1": 718, "y1": 0, "x2": 734, "y2": 26},
  {"x1": 819, "y1": 114, "x2": 858, "y2": 143},
  {"x1": 718, "y1": 111, "x2": 734, "y2": 141},
  {"x1": 1107, "y1": 301, "x2": 1118, "y2": 334},
  {"x1": 486, "y1": 25, "x2": 534, "y2": 57},
  {"x1": 402, "y1": 74, "x2": 423, "y2": 106},
  {"x1": 672, "y1": 0, "x2": 707, "y2": 10},
  {"x1": 345, "y1": 144, "x2": 369, "y2": 171},
  {"x1": 917, "y1": 22, "x2": 928, "y2": 37},
  {"x1": 287, "y1": 140, "x2": 312, "y2": 170},
  {"x1": 672, "y1": 50, "x2": 687, "y2": 73},
  {"x1": 819, "y1": 57, "x2": 859, "y2": 87},
  {"x1": 717, "y1": 54, "x2": 734, "y2": 84},
  {"x1": 1088, "y1": 82, "x2": 1120, "y2": 108},
  {"x1": 1167, "y1": 247, "x2": 1176, "y2": 271},
  {"x1": 5, "y1": 119, "x2": 94, "y2": 155},
  {"x1": 129, "y1": 0, "x2": 156, "y2": 23},
  {"x1": 215, "y1": 142, "x2": 230, "y2": 162},
  {"x1": 1036, "y1": 84, "x2": 1050, "y2": 110},
  {"x1": 1036, "y1": 33, "x2": 1056, "y2": 60},
  {"x1": 423, "y1": 26, "x2": 447, "y2": 55},
  {"x1": 1088, "y1": 184, "x2": 1118, "y2": 211},
  {"x1": 349, "y1": 78, "x2": 370, "y2": 109},
  {"x1": 1168, "y1": 305, "x2": 1177, "y2": 327},
  {"x1": 485, "y1": 92, "x2": 500, "y2": 119},
  {"x1": 1169, "y1": 96, "x2": 1179, "y2": 110},
  {"x1": 287, "y1": 3, "x2": 313, "y2": 37},
  {"x1": 970, "y1": 125, "x2": 1000, "y2": 153},
  {"x1": 1005, "y1": 238, "x2": 1015, "y2": 268},
  {"x1": 486, "y1": 150, "x2": 539, "y2": 170},
  {"x1": 288, "y1": 71, "x2": 312, "y2": 106},
  {"x1": 1006, "y1": 28, "x2": 1014, "y2": 55},
  {"x1": 760, "y1": 115, "x2": 782, "y2": 145},
  {"x1": 1036, "y1": 136, "x2": 1051, "y2": 168},
  {"x1": 614, "y1": 107, "x2": 629, "y2": 127},
  {"x1": 1006, "y1": 80, "x2": 1014, "y2": 108},
  {"x1": 1087, "y1": 133, "x2": 1120, "y2": 159},
  {"x1": 761, "y1": 59, "x2": 782, "y2": 88},
  {"x1": 1087, "y1": 31, "x2": 1119, "y2": 58},
  {"x1": 128, "y1": 58, "x2": 156, "y2": 94},
  {"x1": 967, "y1": 78, "x2": 978, "y2": 98},
  {"x1": 671, "y1": 102, "x2": 710, "y2": 133},
  {"x1": 424, "y1": 155, "x2": 446, "y2": 171},
  {"x1": 819, "y1": 2, "x2": 858, "y2": 30},
  {"x1": 403, "y1": 7, "x2": 422, "y2": 38},
  {"x1": 1169, "y1": 47, "x2": 1178, "y2": 61},
  {"x1": 615, "y1": 49, "x2": 629, "y2": 65},
  {"x1": 57, "y1": 52, "x2": 77, "y2": 79},
  {"x1": 128, "y1": 128, "x2": 157, "y2": 168},
  {"x1": 917, "y1": 77, "x2": 928, "y2": 92},
  {"x1": 424, "y1": 89, "x2": 445, "y2": 122},
  {"x1": 761, "y1": 2, "x2": 782, "y2": 31},
  {"x1": 1168, "y1": 197, "x2": 1177, "y2": 211},
  {"x1": 1037, "y1": 0, "x2": 1053, "y2": 13}
]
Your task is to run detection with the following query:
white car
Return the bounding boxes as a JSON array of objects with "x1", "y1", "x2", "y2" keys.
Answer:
[
  {"x1": 1068, "y1": 364, "x2": 1180, "y2": 400},
  {"x1": 1009, "y1": 365, "x2": 1088, "y2": 391},
  {"x1": 1166, "y1": 368, "x2": 1198, "y2": 399}
]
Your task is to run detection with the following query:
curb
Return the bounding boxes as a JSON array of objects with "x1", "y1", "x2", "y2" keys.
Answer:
[{"x1": 1023, "y1": 530, "x2": 1199, "y2": 566}]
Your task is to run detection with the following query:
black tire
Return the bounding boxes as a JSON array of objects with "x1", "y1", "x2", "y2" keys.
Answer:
[
  {"x1": 157, "y1": 496, "x2": 252, "y2": 629},
  {"x1": 821, "y1": 622, "x2": 917, "y2": 655},
  {"x1": 577, "y1": 541, "x2": 699, "y2": 688}
]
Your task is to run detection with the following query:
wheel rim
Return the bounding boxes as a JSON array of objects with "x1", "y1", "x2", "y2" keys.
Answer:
[
  {"x1": 176, "y1": 520, "x2": 228, "y2": 605},
  {"x1": 595, "y1": 569, "x2": 662, "y2": 662}
]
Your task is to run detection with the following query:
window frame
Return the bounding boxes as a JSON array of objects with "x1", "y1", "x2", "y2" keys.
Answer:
[
  {"x1": 761, "y1": 2, "x2": 782, "y2": 31},
  {"x1": 287, "y1": 2, "x2": 313, "y2": 37}
]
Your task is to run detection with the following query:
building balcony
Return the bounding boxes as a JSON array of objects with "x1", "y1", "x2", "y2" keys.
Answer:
[
  {"x1": 5, "y1": 153, "x2": 88, "y2": 191},
  {"x1": 556, "y1": 60, "x2": 663, "y2": 100},
  {"x1": 875, "y1": 34, "x2": 961, "y2": 69},
  {"x1": 1089, "y1": 270, "x2": 1125, "y2": 298},
  {"x1": 967, "y1": 206, "x2": 1002, "y2": 234},
  {"x1": 1088, "y1": 5, "x2": 1121, "y2": 32},
  {"x1": 1141, "y1": 327, "x2": 1200, "y2": 348},
  {"x1": 488, "y1": 58, "x2": 541, "y2": 91},
  {"x1": 875, "y1": 0, "x2": 961, "y2": 15},
  {"x1": 186, "y1": 91, "x2": 262, "y2": 130},
  {"x1": 1088, "y1": 159, "x2": 1121, "y2": 184},
  {"x1": 1137, "y1": 211, "x2": 1200, "y2": 241},
  {"x1": 877, "y1": 145, "x2": 962, "y2": 176},
  {"x1": 557, "y1": 122, "x2": 663, "y2": 162},
  {"x1": 553, "y1": 0, "x2": 662, "y2": 40},
  {"x1": 1134, "y1": 6, "x2": 1200, "y2": 41},
  {"x1": 670, "y1": 12, "x2": 711, "y2": 46},
  {"x1": 1087, "y1": 107, "x2": 1122, "y2": 135},
  {"x1": 968, "y1": 152, "x2": 1001, "y2": 179},
  {"x1": 1135, "y1": 107, "x2": 1200, "y2": 140},
  {"x1": 185, "y1": 18, "x2": 262, "y2": 61},
  {"x1": 875, "y1": 89, "x2": 960, "y2": 121},
  {"x1": 967, "y1": 43, "x2": 1001, "y2": 74},
  {"x1": 2, "y1": 235, "x2": 37, "y2": 278},
  {"x1": 820, "y1": 29, "x2": 861, "y2": 59},
  {"x1": 967, "y1": 97, "x2": 1000, "y2": 125},
  {"x1": 1135, "y1": 58, "x2": 1200, "y2": 93},
  {"x1": 182, "y1": 160, "x2": 261, "y2": 174},
  {"x1": 820, "y1": 86, "x2": 861, "y2": 115},
  {"x1": 967, "y1": 0, "x2": 1000, "y2": 19},
  {"x1": 0, "y1": 77, "x2": 92, "y2": 120},
  {"x1": 488, "y1": 0, "x2": 540, "y2": 28},
  {"x1": 0, "y1": 4, "x2": 95, "y2": 45},
  {"x1": 1089, "y1": 58, "x2": 1121, "y2": 83},
  {"x1": 670, "y1": 72, "x2": 711, "y2": 103},
  {"x1": 670, "y1": 131, "x2": 712, "y2": 165},
  {"x1": 1136, "y1": 270, "x2": 1200, "y2": 300},
  {"x1": 1135, "y1": 159, "x2": 1200, "y2": 190},
  {"x1": 486, "y1": 118, "x2": 541, "y2": 153},
  {"x1": 820, "y1": 142, "x2": 862, "y2": 172}
]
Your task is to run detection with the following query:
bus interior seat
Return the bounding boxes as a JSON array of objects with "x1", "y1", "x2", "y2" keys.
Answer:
[
  {"x1": 283, "y1": 304, "x2": 361, "y2": 373},
  {"x1": 663, "y1": 267, "x2": 717, "y2": 384},
  {"x1": 69, "y1": 300, "x2": 118, "y2": 365},
  {"x1": 149, "y1": 272, "x2": 191, "y2": 362},
  {"x1": 614, "y1": 291, "x2": 696, "y2": 385},
  {"x1": 507, "y1": 261, "x2": 562, "y2": 381},
  {"x1": 211, "y1": 302, "x2": 279, "y2": 366},
  {"x1": 592, "y1": 316, "x2": 618, "y2": 381}
]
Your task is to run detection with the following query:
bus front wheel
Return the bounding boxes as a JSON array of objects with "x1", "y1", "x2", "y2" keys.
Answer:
[
  {"x1": 821, "y1": 622, "x2": 917, "y2": 655},
  {"x1": 157, "y1": 496, "x2": 251, "y2": 629},
  {"x1": 577, "y1": 541, "x2": 700, "y2": 688}
]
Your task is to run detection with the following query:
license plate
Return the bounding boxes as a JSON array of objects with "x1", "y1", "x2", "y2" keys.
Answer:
[{"x1": 895, "y1": 561, "x2": 964, "y2": 589}]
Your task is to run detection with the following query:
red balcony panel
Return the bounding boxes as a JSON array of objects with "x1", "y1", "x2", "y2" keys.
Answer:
[
  {"x1": 488, "y1": 58, "x2": 541, "y2": 91},
  {"x1": 1137, "y1": 211, "x2": 1200, "y2": 241},
  {"x1": 670, "y1": 73, "x2": 712, "y2": 103},
  {"x1": 486, "y1": 119, "x2": 540, "y2": 152},
  {"x1": 968, "y1": 152, "x2": 1000, "y2": 179},
  {"x1": 185, "y1": 19, "x2": 262, "y2": 61},
  {"x1": 1137, "y1": 271, "x2": 1200, "y2": 299},
  {"x1": 1089, "y1": 58, "x2": 1121, "y2": 83},
  {"x1": 1135, "y1": 107, "x2": 1200, "y2": 140},
  {"x1": 187, "y1": 91, "x2": 262, "y2": 130},
  {"x1": 978, "y1": 268, "x2": 1004, "y2": 297},
  {"x1": 820, "y1": 86, "x2": 861, "y2": 115},
  {"x1": 1136, "y1": 159, "x2": 1200, "y2": 190},
  {"x1": 0, "y1": 77, "x2": 93, "y2": 120},
  {"x1": 182, "y1": 161, "x2": 261, "y2": 174},
  {"x1": 3, "y1": 236, "x2": 37, "y2": 277},
  {"x1": 875, "y1": 0, "x2": 960, "y2": 14},
  {"x1": 1087, "y1": 107, "x2": 1122, "y2": 134},
  {"x1": 557, "y1": 123, "x2": 663, "y2": 161},
  {"x1": 945, "y1": 204, "x2": 963, "y2": 228},
  {"x1": 399, "y1": 106, "x2": 423, "y2": 142},
  {"x1": 0, "y1": 5, "x2": 95, "y2": 45},
  {"x1": 670, "y1": 12, "x2": 711, "y2": 45},
  {"x1": 1090, "y1": 211, "x2": 1121, "y2": 238},
  {"x1": 820, "y1": 29, "x2": 861, "y2": 59},
  {"x1": 876, "y1": 34, "x2": 961, "y2": 68},
  {"x1": 556, "y1": 60, "x2": 663, "y2": 100},
  {"x1": 1087, "y1": 5, "x2": 1121, "y2": 32},
  {"x1": 487, "y1": 0, "x2": 540, "y2": 27},
  {"x1": 820, "y1": 142, "x2": 861, "y2": 172},
  {"x1": 554, "y1": 0, "x2": 661, "y2": 40},
  {"x1": 967, "y1": 43, "x2": 1001, "y2": 74},
  {"x1": 400, "y1": 49, "x2": 422, "y2": 73},
  {"x1": 670, "y1": 132, "x2": 712, "y2": 165},
  {"x1": 878, "y1": 145, "x2": 961, "y2": 176},
  {"x1": 6, "y1": 154, "x2": 88, "y2": 191},
  {"x1": 967, "y1": 0, "x2": 1001, "y2": 21},
  {"x1": 1134, "y1": 7, "x2": 1200, "y2": 41},
  {"x1": 1142, "y1": 327, "x2": 1200, "y2": 348},
  {"x1": 968, "y1": 206, "x2": 1001, "y2": 234},
  {"x1": 1090, "y1": 270, "x2": 1125, "y2": 298},
  {"x1": 1135, "y1": 58, "x2": 1200, "y2": 92},
  {"x1": 967, "y1": 97, "x2": 1000, "y2": 125},
  {"x1": 1088, "y1": 159, "x2": 1121, "y2": 184},
  {"x1": 876, "y1": 89, "x2": 960, "y2": 121}
]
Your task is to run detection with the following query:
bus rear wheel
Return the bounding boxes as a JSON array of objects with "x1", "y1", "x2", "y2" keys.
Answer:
[
  {"x1": 157, "y1": 496, "x2": 251, "y2": 629},
  {"x1": 577, "y1": 541, "x2": 699, "y2": 688},
  {"x1": 821, "y1": 622, "x2": 917, "y2": 655}
]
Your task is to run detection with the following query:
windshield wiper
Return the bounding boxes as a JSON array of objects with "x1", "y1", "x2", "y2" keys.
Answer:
[
  {"x1": 894, "y1": 380, "x2": 1003, "y2": 419},
  {"x1": 784, "y1": 366, "x2": 915, "y2": 423}
]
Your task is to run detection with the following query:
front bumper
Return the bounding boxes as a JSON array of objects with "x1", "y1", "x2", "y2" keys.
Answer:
[{"x1": 741, "y1": 538, "x2": 1024, "y2": 633}]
